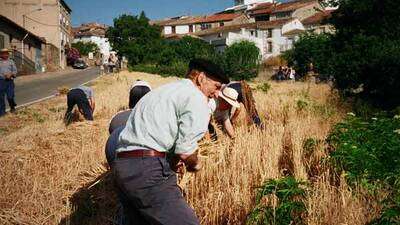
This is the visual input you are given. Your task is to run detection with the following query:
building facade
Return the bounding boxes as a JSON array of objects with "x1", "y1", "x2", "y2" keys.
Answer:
[
  {"x1": 73, "y1": 23, "x2": 111, "y2": 64},
  {"x1": 0, "y1": 15, "x2": 45, "y2": 75},
  {"x1": 0, "y1": 0, "x2": 72, "y2": 70},
  {"x1": 196, "y1": 0, "x2": 324, "y2": 60}
]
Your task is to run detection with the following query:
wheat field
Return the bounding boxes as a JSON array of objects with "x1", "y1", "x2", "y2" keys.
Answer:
[{"x1": 0, "y1": 71, "x2": 380, "y2": 225}]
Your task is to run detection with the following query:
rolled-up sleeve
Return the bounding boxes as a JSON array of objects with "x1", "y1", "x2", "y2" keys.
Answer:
[{"x1": 174, "y1": 96, "x2": 210, "y2": 155}]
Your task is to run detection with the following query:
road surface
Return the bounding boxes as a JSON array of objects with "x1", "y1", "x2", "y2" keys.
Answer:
[{"x1": 9, "y1": 67, "x2": 100, "y2": 109}]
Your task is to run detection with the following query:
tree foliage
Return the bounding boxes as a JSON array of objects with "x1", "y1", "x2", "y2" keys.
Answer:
[
  {"x1": 106, "y1": 12, "x2": 162, "y2": 65},
  {"x1": 287, "y1": 0, "x2": 400, "y2": 109},
  {"x1": 222, "y1": 41, "x2": 261, "y2": 80},
  {"x1": 328, "y1": 0, "x2": 400, "y2": 109},
  {"x1": 283, "y1": 33, "x2": 333, "y2": 79},
  {"x1": 71, "y1": 41, "x2": 99, "y2": 56}
]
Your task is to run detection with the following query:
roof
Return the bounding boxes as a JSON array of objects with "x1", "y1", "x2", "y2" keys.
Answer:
[
  {"x1": 193, "y1": 22, "x2": 257, "y2": 36},
  {"x1": 164, "y1": 16, "x2": 201, "y2": 26},
  {"x1": 0, "y1": 15, "x2": 46, "y2": 43},
  {"x1": 150, "y1": 18, "x2": 179, "y2": 26},
  {"x1": 302, "y1": 9, "x2": 334, "y2": 25},
  {"x1": 248, "y1": 3, "x2": 275, "y2": 16},
  {"x1": 256, "y1": 18, "x2": 294, "y2": 29},
  {"x1": 159, "y1": 13, "x2": 241, "y2": 26},
  {"x1": 163, "y1": 33, "x2": 201, "y2": 40},
  {"x1": 272, "y1": 0, "x2": 316, "y2": 13},
  {"x1": 73, "y1": 23, "x2": 108, "y2": 38},
  {"x1": 192, "y1": 17, "x2": 293, "y2": 36},
  {"x1": 60, "y1": 0, "x2": 72, "y2": 13},
  {"x1": 196, "y1": 13, "x2": 241, "y2": 24}
]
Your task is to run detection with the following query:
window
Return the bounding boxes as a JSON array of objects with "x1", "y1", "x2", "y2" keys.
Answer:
[
  {"x1": 219, "y1": 22, "x2": 224, "y2": 27},
  {"x1": 172, "y1": 26, "x2": 176, "y2": 34},
  {"x1": 201, "y1": 23, "x2": 212, "y2": 30},
  {"x1": 267, "y1": 41, "x2": 273, "y2": 53},
  {"x1": 189, "y1": 25, "x2": 193, "y2": 33},
  {"x1": 275, "y1": 11, "x2": 292, "y2": 19},
  {"x1": 267, "y1": 29, "x2": 273, "y2": 38}
]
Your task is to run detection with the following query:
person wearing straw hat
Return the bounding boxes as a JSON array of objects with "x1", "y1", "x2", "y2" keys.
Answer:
[
  {"x1": 0, "y1": 48, "x2": 17, "y2": 116},
  {"x1": 212, "y1": 86, "x2": 240, "y2": 139}
]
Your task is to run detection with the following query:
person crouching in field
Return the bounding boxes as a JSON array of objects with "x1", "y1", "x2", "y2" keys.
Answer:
[
  {"x1": 112, "y1": 58, "x2": 229, "y2": 225},
  {"x1": 106, "y1": 80, "x2": 152, "y2": 166},
  {"x1": 64, "y1": 85, "x2": 95, "y2": 125},
  {"x1": 210, "y1": 87, "x2": 241, "y2": 139},
  {"x1": 227, "y1": 81, "x2": 263, "y2": 128},
  {"x1": 210, "y1": 81, "x2": 264, "y2": 139}
]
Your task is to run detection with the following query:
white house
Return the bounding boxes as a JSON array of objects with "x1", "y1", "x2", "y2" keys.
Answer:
[
  {"x1": 73, "y1": 23, "x2": 111, "y2": 64},
  {"x1": 195, "y1": 18, "x2": 299, "y2": 59}
]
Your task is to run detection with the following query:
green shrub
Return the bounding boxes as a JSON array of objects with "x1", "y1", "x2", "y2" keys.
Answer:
[
  {"x1": 71, "y1": 41, "x2": 99, "y2": 56},
  {"x1": 282, "y1": 33, "x2": 333, "y2": 79},
  {"x1": 223, "y1": 41, "x2": 261, "y2": 80},
  {"x1": 257, "y1": 82, "x2": 271, "y2": 94},
  {"x1": 296, "y1": 99, "x2": 309, "y2": 112},
  {"x1": 246, "y1": 176, "x2": 308, "y2": 225},
  {"x1": 327, "y1": 114, "x2": 400, "y2": 223}
]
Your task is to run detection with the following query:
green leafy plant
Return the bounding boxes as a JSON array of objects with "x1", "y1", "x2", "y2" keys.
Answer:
[
  {"x1": 296, "y1": 99, "x2": 309, "y2": 112},
  {"x1": 71, "y1": 41, "x2": 99, "y2": 56},
  {"x1": 257, "y1": 82, "x2": 271, "y2": 94},
  {"x1": 223, "y1": 41, "x2": 261, "y2": 80},
  {"x1": 246, "y1": 176, "x2": 308, "y2": 225},
  {"x1": 327, "y1": 114, "x2": 400, "y2": 223}
]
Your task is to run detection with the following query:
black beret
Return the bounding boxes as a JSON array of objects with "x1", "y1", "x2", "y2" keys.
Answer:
[{"x1": 188, "y1": 58, "x2": 230, "y2": 84}]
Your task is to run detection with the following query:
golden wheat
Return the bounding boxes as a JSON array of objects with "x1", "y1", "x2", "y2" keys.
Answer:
[{"x1": 0, "y1": 71, "x2": 380, "y2": 225}]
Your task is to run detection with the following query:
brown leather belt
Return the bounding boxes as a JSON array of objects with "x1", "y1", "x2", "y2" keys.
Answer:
[{"x1": 117, "y1": 149, "x2": 166, "y2": 158}]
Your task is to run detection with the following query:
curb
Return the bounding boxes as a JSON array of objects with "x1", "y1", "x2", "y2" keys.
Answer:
[{"x1": 6, "y1": 70, "x2": 102, "y2": 112}]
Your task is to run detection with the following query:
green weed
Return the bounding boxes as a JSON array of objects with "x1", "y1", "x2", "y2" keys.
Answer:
[{"x1": 246, "y1": 176, "x2": 308, "y2": 225}]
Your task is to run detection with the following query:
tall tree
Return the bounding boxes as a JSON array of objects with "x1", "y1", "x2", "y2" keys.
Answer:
[
  {"x1": 106, "y1": 12, "x2": 162, "y2": 65},
  {"x1": 324, "y1": 0, "x2": 400, "y2": 109}
]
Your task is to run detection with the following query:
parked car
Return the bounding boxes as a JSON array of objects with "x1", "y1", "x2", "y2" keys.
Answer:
[{"x1": 72, "y1": 59, "x2": 88, "y2": 69}]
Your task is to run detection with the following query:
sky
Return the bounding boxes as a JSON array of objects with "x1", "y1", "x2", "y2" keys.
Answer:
[{"x1": 64, "y1": 0, "x2": 235, "y2": 26}]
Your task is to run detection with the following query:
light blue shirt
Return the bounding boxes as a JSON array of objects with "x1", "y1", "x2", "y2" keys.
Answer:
[
  {"x1": 0, "y1": 58, "x2": 17, "y2": 80},
  {"x1": 74, "y1": 85, "x2": 94, "y2": 99},
  {"x1": 116, "y1": 79, "x2": 210, "y2": 155}
]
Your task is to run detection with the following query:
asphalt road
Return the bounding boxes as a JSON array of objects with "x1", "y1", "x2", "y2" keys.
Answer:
[{"x1": 9, "y1": 67, "x2": 100, "y2": 109}]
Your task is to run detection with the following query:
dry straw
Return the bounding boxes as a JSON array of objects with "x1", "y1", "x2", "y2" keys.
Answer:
[{"x1": 0, "y1": 72, "x2": 380, "y2": 225}]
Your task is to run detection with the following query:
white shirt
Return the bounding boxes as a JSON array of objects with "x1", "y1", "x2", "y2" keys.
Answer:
[{"x1": 116, "y1": 79, "x2": 210, "y2": 155}]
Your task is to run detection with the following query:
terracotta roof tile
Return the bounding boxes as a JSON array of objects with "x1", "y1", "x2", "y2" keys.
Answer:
[
  {"x1": 196, "y1": 13, "x2": 241, "y2": 23},
  {"x1": 272, "y1": 0, "x2": 317, "y2": 13},
  {"x1": 160, "y1": 13, "x2": 241, "y2": 26},
  {"x1": 302, "y1": 10, "x2": 334, "y2": 25},
  {"x1": 256, "y1": 18, "x2": 294, "y2": 29},
  {"x1": 193, "y1": 23, "x2": 257, "y2": 36}
]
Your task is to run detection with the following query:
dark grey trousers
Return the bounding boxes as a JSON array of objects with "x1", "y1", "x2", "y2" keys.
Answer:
[{"x1": 113, "y1": 156, "x2": 200, "y2": 225}]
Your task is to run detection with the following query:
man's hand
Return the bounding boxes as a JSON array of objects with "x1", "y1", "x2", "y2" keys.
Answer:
[
  {"x1": 169, "y1": 155, "x2": 184, "y2": 173},
  {"x1": 4, "y1": 73, "x2": 12, "y2": 79},
  {"x1": 178, "y1": 151, "x2": 201, "y2": 173}
]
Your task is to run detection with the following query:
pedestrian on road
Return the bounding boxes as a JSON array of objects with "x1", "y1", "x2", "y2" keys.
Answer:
[
  {"x1": 64, "y1": 85, "x2": 95, "y2": 125},
  {"x1": 0, "y1": 48, "x2": 18, "y2": 116},
  {"x1": 113, "y1": 58, "x2": 229, "y2": 225},
  {"x1": 129, "y1": 79, "x2": 151, "y2": 109}
]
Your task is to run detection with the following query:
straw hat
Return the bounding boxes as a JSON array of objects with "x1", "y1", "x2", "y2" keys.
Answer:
[
  {"x1": 0, "y1": 48, "x2": 10, "y2": 53},
  {"x1": 219, "y1": 87, "x2": 240, "y2": 108}
]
